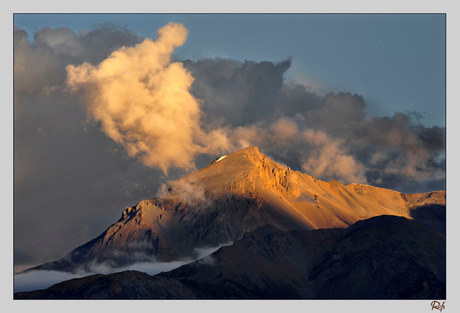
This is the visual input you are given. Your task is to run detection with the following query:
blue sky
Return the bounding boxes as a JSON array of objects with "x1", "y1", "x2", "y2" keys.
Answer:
[{"x1": 15, "y1": 13, "x2": 445, "y2": 126}]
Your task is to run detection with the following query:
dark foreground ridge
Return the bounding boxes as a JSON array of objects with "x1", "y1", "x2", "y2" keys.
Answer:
[{"x1": 15, "y1": 215, "x2": 445, "y2": 299}]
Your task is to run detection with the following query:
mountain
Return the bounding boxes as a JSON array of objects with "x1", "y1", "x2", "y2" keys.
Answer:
[
  {"x1": 15, "y1": 215, "x2": 446, "y2": 299},
  {"x1": 27, "y1": 146, "x2": 445, "y2": 273}
]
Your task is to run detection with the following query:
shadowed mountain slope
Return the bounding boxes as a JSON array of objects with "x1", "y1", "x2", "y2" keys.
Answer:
[{"x1": 15, "y1": 215, "x2": 445, "y2": 299}]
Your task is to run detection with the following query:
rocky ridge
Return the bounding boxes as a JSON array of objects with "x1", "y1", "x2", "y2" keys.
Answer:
[{"x1": 27, "y1": 146, "x2": 446, "y2": 273}]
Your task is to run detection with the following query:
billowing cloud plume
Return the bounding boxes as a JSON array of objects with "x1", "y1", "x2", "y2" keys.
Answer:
[{"x1": 66, "y1": 23, "x2": 230, "y2": 173}]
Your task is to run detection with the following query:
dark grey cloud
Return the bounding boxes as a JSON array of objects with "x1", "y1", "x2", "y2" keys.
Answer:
[
  {"x1": 417, "y1": 124, "x2": 446, "y2": 151},
  {"x1": 183, "y1": 58, "x2": 321, "y2": 127},
  {"x1": 304, "y1": 92, "x2": 365, "y2": 135},
  {"x1": 14, "y1": 25, "x2": 143, "y2": 115}
]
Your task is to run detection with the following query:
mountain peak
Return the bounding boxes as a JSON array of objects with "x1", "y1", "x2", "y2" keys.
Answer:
[
  {"x1": 171, "y1": 146, "x2": 297, "y2": 199},
  {"x1": 236, "y1": 145, "x2": 260, "y2": 154},
  {"x1": 210, "y1": 146, "x2": 264, "y2": 166}
]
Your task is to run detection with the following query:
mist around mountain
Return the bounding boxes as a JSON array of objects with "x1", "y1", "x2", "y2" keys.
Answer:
[{"x1": 14, "y1": 146, "x2": 446, "y2": 299}]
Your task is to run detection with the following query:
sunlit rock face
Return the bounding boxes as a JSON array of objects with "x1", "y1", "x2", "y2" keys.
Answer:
[{"x1": 27, "y1": 146, "x2": 445, "y2": 273}]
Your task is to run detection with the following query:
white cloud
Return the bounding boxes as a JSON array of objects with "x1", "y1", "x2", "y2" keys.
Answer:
[{"x1": 14, "y1": 241, "x2": 231, "y2": 293}]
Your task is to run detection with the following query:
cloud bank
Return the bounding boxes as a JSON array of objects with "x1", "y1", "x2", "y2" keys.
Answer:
[
  {"x1": 14, "y1": 242, "x2": 230, "y2": 293},
  {"x1": 183, "y1": 58, "x2": 445, "y2": 189},
  {"x1": 63, "y1": 23, "x2": 445, "y2": 188}
]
